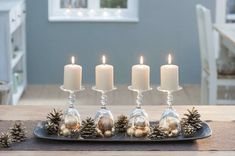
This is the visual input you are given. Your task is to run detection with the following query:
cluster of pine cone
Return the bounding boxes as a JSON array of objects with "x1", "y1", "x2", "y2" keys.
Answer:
[
  {"x1": 115, "y1": 115, "x2": 128, "y2": 133},
  {"x1": 80, "y1": 118, "x2": 97, "y2": 139},
  {"x1": 148, "y1": 125, "x2": 167, "y2": 140},
  {"x1": 44, "y1": 109, "x2": 63, "y2": 135},
  {"x1": 72, "y1": 115, "x2": 129, "y2": 139},
  {"x1": 148, "y1": 107, "x2": 203, "y2": 140},
  {"x1": 73, "y1": 115, "x2": 129, "y2": 139},
  {"x1": 1, "y1": 107, "x2": 203, "y2": 148},
  {"x1": 181, "y1": 107, "x2": 203, "y2": 137},
  {"x1": 0, "y1": 122, "x2": 27, "y2": 148},
  {"x1": 42, "y1": 107, "x2": 203, "y2": 140}
]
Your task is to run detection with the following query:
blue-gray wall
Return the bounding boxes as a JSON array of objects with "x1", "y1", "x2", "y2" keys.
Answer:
[{"x1": 26, "y1": 0, "x2": 215, "y2": 84}]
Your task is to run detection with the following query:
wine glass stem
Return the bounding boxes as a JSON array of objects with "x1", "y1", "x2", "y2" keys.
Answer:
[
  {"x1": 101, "y1": 92, "x2": 107, "y2": 109},
  {"x1": 167, "y1": 91, "x2": 173, "y2": 108},
  {"x1": 136, "y1": 91, "x2": 143, "y2": 108},
  {"x1": 68, "y1": 91, "x2": 76, "y2": 108}
]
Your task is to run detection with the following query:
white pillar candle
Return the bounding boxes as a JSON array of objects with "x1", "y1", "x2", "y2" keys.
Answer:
[
  {"x1": 131, "y1": 56, "x2": 150, "y2": 90},
  {"x1": 95, "y1": 55, "x2": 114, "y2": 91},
  {"x1": 160, "y1": 54, "x2": 179, "y2": 91},
  {"x1": 63, "y1": 56, "x2": 82, "y2": 90}
]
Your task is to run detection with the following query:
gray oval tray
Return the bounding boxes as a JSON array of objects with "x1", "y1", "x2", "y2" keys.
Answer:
[{"x1": 34, "y1": 121, "x2": 212, "y2": 142}]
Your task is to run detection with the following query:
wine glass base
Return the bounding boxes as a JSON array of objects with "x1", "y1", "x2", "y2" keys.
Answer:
[
  {"x1": 94, "y1": 108, "x2": 115, "y2": 137},
  {"x1": 63, "y1": 107, "x2": 81, "y2": 131},
  {"x1": 159, "y1": 107, "x2": 181, "y2": 137},
  {"x1": 129, "y1": 107, "x2": 149, "y2": 120},
  {"x1": 127, "y1": 107, "x2": 150, "y2": 138},
  {"x1": 59, "y1": 85, "x2": 85, "y2": 133}
]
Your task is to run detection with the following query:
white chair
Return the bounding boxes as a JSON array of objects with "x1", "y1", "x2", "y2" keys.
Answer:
[
  {"x1": 215, "y1": 0, "x2": 227, "y2": 24},
  {"x1": 196, "y1": 4, "x2": 235, "y2": 105}
]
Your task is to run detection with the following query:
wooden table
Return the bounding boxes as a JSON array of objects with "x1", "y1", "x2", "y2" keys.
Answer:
[
  {"x1": 214, "y1": 24, "x2": 235, "y2": 56},
  {"x1": 0, "y1": 105, "x2": 235, "y2": 156}
]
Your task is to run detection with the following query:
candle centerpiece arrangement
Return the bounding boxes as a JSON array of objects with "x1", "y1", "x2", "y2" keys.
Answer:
[
  {"x1": 127, "y1": 56, "x2": 152, "y2": 138},
  {"x1": 60, "y1": 56, "x2": 85, "y2": 133},
  {"x1": 31, "y1": 53, "x2": 211, "y2": 144},
  {"x1": 92, "y1": 55, "x2": 117, "y2": 137},
  {"x1": 157, "y1": 54, "x2": 182, "y2": 137}
]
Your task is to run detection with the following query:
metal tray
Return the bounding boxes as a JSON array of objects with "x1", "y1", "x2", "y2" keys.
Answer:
[{"x1": 34, "y1": 121, "x2": 212, "y2": 142}]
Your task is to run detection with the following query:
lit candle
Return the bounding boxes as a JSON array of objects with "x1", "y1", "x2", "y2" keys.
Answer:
[
  {"x1": 95, "y1": 55, "x2": 114, "y2": 90},
  {"x1": 63, "y1": 56, "x2": 82, "y2": 90},
  {"x1": 160, "y1": 54, "x2": 179, "y2": 91},
  {"x1": 131, "y1": 56, "x2": 150, "y2": 90}
]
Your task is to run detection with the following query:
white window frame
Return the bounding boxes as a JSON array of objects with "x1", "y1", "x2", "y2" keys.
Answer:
[{"x1": 48, "y1": 0, "x2": 139, "y2": 22}]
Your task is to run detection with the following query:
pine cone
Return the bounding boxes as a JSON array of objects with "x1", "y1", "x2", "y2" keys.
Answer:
[
  {"x1": 80, "y1": 118, "x2": 97, "y2": 139},
  {"x1": 44, "y1": 121, "x2": 59, "y2": 135},
  {"x1": 47, "y1": 109, "x2": 63, "y2": 125},
  {"x1": 182, "y1": 124, "x2": 196, "y2": 137},
  {"x1": 0, "y1": 132, "x2": 12, "y2": 148},
  {"x1": 182, "y1": 107, "x2": 202, "y2": 130},
  {"x1": 69, "y1": 129, "x2": 80, "y2": 138},
  {"x1": 9, "y1": 122, "x2": 27, "y2": 142},
  {"x1": 148, "y1": 125, "x2": 167, "y2": 140},
  {"x1": 115, "y1": 115, "x2": 128, "y2": 133}
]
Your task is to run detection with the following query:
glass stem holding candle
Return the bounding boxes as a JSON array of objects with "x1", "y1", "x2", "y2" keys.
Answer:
[
  {"x1": 166, "y1": 91, "x2": 173, "y2": 108},
  {"x1": 68, "y1": 90, "x2": 76, "y2": 108},
  {"x1": 60, "y1": 56, "x2": 85, "y2": 132},
  {"x1": 60, "y1": 86, "x2": 84, "y2": 132},
  {"x1": 101, "y1": 92, "x2": 108, "y2": 109},
  {"x1": 127, "y1": 87, "x2": 152, "y2": 138},
  {"x1": 158, "y1": 53, "x2": 182, "y2": 137},
  {"x1": 127, "y1": 56, "x2": 152, "y2": 138},
  {"x1": 93, "y1": 55, "x2": 117, "y2": 138},
  {"x1": 158, "y1": 54, "x2": 182, "y2": 107},
  {"x1": 136, "y1": 90, "x2": 143, "y2": 108}
]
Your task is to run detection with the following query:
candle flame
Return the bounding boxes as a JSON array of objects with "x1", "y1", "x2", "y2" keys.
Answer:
[
  {"x1": 102, "y1": 55, "x2": 106, "y2": 64},
  {"x1": 168, "y1": 54, "x2": 172, "y2": 64},
  {"x1": 140, "y1": 56, "x2": 144, "y2": 64},
  {"x1": 71, "y1": 56, "x2": 75, "y2": 64}
]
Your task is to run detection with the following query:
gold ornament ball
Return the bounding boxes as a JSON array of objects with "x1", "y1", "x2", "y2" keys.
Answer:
[
  {"x1": 96, "y1": 128, "x2": 102, "y2": 134},
  {"x1": 104, "y1": 130, "x2": 112, "y2": 137},
  {"x1": 168, "y1": 117, "x2": 180, "y2": 130},
  {"x1": 96, "y1": 128, "x2": 103, "y2": 137},
  {"x1": 171, "y1": 129, "x2": 179, "y2": 136},
  {"x1": 159, "y1": 118, "x2": 170, "y2": 131},
  {"x1": 134, "y1": 116, "x2": 147, "y2": 130},
  {"x1": 60, "y1": 124, "x2": 66, "y2": 131},
  {"x1": 159, "y1": 116, "x2": 180, "y2": 136},
  {"x1": 60, "y1": 128, "x2": 71, "y2": 137},
  {"x1": 134, "y1": 129, "x2": 143, "y2": 138},
  {"x1": 142, "y1": 126, "x2": 150, "y2": 136},
  {"x1": 127, "y1": 127, "x2": 135, "y2": 136},
  {"x1": 97, "y1": 116, "x2": 114, "y2": 133},
  {"x1": 64, "y1": 115, "x2": 80, "y2": 130}
]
